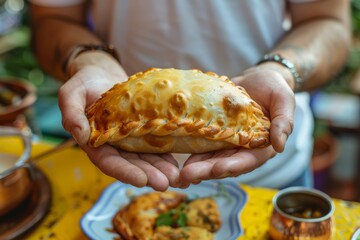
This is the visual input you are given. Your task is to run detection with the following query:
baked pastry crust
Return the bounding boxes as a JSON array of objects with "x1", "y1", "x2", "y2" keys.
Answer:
[
  {"x1": 112, "y1": 191, "x2": 187, "y2": 240},
  {"x1": 112, "y1": 191, "x2": 221, "y2": 240},
  {"x1": 152, "y1": 226, "x2": 214, "y2": 240},
  {"x1": 183, "y1": 197, "x2": 221, "y2": 232},
  {"x1": 86, "y1": 68, "x2": 270, "y2": 153}
]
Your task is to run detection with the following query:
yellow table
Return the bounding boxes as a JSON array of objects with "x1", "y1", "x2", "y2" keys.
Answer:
[{"x1": 2, "y1": 138, "x2": 360, "y2": 239}]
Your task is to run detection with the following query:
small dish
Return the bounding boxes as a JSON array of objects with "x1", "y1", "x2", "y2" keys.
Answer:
[
  {"x1": 0, "y1": 166, "x2": 51, "y2": 240},
  {"x1": 81, "y1": 180, "x2": 247, "y2": 240},
  {"x1": 0, "y1": 78, "x2": 36, "y2": 124},
  {"x1": 269, "y1": 187, "x2": 335, "y2": 240},
  {"x1": 0, "y1": 126, "x2": 32, "y2": 216},
  {"x1": 351, "y1": 227, "x2": 360, "y2": 240}
]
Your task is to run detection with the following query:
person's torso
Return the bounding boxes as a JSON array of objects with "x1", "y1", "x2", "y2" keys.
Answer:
[
  {"x1": 90, "y1": 0, "x2": 313, "y2": 188},
  {"x1": 90, "y1": 0, "x2": 287, "y2": 76},
  {"x1": 31, "y1": 0, "x2": 315, "y2": 187}
]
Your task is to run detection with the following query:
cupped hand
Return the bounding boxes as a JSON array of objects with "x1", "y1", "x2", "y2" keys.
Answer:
[
  {"x1": 179, "y1": 146, "x2": 277, "y2": 186},
  {"x1": 179, "y1": 67, "x2": 295, "y2": 184},
  {"x1": 59, "y1": 65, "x2": 119, "y2": 145},
  {"x1": 235, "y1": 67, "x2": 295, "y2": 153},
  {"x1": 80, "y1": 143, "x2": 180, "y2": 191},
  {"x1": 58, "y1": 61, "x2": 180, "y2": 191}
]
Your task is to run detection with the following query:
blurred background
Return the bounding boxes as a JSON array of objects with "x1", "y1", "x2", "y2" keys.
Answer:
[{"x1": 0, "y1": 0, "x2": 359, "y2": 202}]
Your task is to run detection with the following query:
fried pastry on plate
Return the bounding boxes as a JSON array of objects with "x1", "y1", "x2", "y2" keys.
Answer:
[
  {"x1": 152, "y1": 226, "x2": 214, "y2": 240},
  {"x1": 86, "y1": 68, "x2": 270, "y2": 153},
  {"x1": 183, "y1": 197, "x2": 221, "y2": 232},
  {"x1": 112, "y1": 191, "x2": 221, "y2": 240},
  {"x1": 112, "y1": 191, "x2": 187, "y2": 240}
]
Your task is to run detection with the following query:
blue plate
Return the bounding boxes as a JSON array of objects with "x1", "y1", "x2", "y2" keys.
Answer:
[
  {"x1": 351, "y1": 227, "x2": 360, "y2": 240},
  {"x1": 81, "y1": 180, "x2": 247, "y2": 240}
]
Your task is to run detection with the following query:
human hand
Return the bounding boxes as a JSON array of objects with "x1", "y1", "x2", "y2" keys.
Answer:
[
  {"x1": 179, "y1": 66, "x2": 295, "y2": 185},
  {"x1": 235, "y1": 66, "x2": 296, "y2": 153},
  {"x1": 179, "y1": 146, "x2": 276, "y2": 187},
  {"x1": 80, "y1": 143, "x2": 180, "y2": 191},
  {"x1": 58, "y1": 53, "x2": 180, "y2": 191}
]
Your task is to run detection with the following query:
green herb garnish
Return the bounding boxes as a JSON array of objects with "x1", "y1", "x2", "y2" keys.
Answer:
[
  {"x1": 156, "y1": 203, "x2": 188, "y2": 227},
  {"x1": 176, "y1": 209, "x2": 188, "y2": 227},
  {"x1": 156, "y1": 209, "x2": 176, "y2": 227}
]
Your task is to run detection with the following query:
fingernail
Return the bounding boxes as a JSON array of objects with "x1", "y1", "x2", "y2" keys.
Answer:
[
  {"x1": 71, "y1": 127, "x2": 85, "y2": 145},
  {"x1": 280, "y1": 132, "x2": 288, "y2": 146},
  {"x1": 135, "y1": 173, "x2": 148, "y2": 188}
]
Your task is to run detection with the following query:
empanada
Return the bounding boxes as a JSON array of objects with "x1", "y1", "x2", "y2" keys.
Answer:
[
  {"x1": 152, "y1": 226, "x2": 214, "y2": 240},
  {"x1": 112, "y1": 191, "x2": 222, "y2": 240},
  {"x1": 86, "y1": 68, "x2": 270, "y2": 153},
  {"x1": 112, "y1": 191, "x2": 187, "y2": 240},
  {"x1": 183, "y1": 197, "x2": 221, "y2": 232}
]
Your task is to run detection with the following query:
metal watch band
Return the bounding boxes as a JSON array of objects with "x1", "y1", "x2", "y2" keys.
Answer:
[{"x1": 257, "y1": 54, "x2": 303, "y2": 91}]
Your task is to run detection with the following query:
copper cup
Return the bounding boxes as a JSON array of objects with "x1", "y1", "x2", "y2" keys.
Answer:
[
  {"x1": 0, "y1": 126, "x2": 33, "y2": 216},
  {"x1": 0, "y1": 78, "x2": 37, "y2": 125},
  {"x1": 269, "y1": 187, "x2": 335, "y2": 240}
]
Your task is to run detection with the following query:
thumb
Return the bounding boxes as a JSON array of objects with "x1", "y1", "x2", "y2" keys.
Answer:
[
  {"x1": 66, "y1": 117, "x2": 90, "y2": 146},
  {"x1": 58, "y1": 83, "x2": 90, "y2": 146},
  {"x1": 269, "y1": 93, "x2": 295, "y2": 153}
]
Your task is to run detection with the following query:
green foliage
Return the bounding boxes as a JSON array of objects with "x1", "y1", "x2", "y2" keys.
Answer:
[
  {"x1": 0, "y1": 4, "x2": 60, "y2": 96},
  {"x1": 352, "y1": 0, "x2": 360, "y2": 36},
  {"x1": 320, "y1": 0, "x2": 360, "y2": 93}
]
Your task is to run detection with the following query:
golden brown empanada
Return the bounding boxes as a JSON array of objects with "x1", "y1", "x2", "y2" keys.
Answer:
[
  {"x1": 152, "y1": 226, "x2": 214, "y2": 240},
  {"x1": 183, "y1": 197, "x2": 221, "y2": 232},
  {"x1": 112, "y1": 191, "x2": 187, "y2": 240},
  {"x1": 86, "y1": 68, "x2": 270, "y2": 153}
]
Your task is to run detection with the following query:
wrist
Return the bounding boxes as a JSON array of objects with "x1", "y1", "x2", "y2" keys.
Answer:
[
  {"x1": 257, "y1": 54, "x2": 303, "y2": 92},
  {"x1": 255, "y1": 61, "x2": 296, "y2": 91},
  {"x1": 66, "y1": 50, "x2": 129, "y2": 82},
  {"x1": 63, "y1": 44, "x2": 120, "y2": 79}
]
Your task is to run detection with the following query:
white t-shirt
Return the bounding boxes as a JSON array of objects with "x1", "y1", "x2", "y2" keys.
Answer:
[{"x1": 31, "y1": 0, "x2": 315, "y2": 188}]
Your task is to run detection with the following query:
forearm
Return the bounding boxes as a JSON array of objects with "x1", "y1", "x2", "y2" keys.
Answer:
[
  {"x1": 234, "y1": 0, "x2": 351, "y2": 92},
  {"x1": 32, "y1": 18, "x2": 102, "y2": 81},
  {"x1": 270, "y1": 18, "x2": 351, "y2": 91},
  {"x1": 233, "y1": 19, "x2": 350, "y2": 92},
  {"x1": 30, "y1": 3, "x2": 126, "y2": 82}
]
